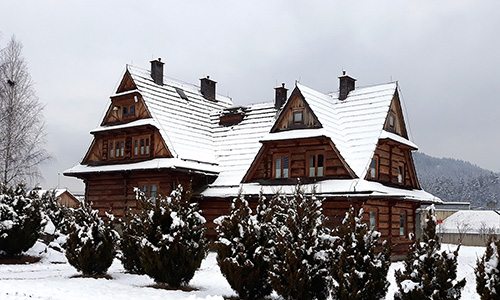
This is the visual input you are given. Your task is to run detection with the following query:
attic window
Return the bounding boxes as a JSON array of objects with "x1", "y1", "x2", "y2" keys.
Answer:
[
  {"x1": 293, "y1": 111, "x2": 303, "y2": 124},
  {"x1": 123, "y1": 105, "x2": 136, "y2": 117},
  {"x1": 175, "y1": 87, "x2": 188, "y2": 100}
]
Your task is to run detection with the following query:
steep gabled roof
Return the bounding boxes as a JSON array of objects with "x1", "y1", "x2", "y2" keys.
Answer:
[
  {"x1": 211, "y1": 102, "x2": 277, "y2": 186},
  {"x1": 294, "y1": 82, "x2": 399, "y2": 178},
  {"x1": 125, "y1": 65, "x2": 233, "y2": 164}
]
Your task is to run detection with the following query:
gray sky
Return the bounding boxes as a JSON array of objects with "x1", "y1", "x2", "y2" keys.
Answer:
[{"x1": 2, "y1": 1, "x2": 500, "y2": 193}]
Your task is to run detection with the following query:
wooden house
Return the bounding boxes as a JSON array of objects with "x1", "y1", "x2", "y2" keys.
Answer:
[
  {"x1": 65, "y1": 60, "x2": 440, "y2": 256},
  {"x1": 33, "y1": 188, "x2": 81, "y2": 208}
]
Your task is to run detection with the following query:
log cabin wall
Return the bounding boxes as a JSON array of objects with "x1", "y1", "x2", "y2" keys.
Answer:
[
  {"x1": 197, "y1": 195, "x2": 417, "y2": 257},
  {"x1": 83, "y1": 170, "x2": 210, "y2": 217},
  {"x1": 368, "y1": 139, "x2": 418, "y2": 189},
  {"x1": 245, "y1": 136, "x2": 352, "y2": 182},
  {"x1": 83, "y1": 128, "x2": 170, "y2": 165}
]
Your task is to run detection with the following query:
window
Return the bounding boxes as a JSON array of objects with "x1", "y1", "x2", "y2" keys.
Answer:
[
  {"x1": 369, "y1": 211, "x2": 377, "y2": 230},
  {"x1": 274, "y1": 155, "x2": 289, "y2": 179},
  {"x1": 133, "y1": 136, "x2": 151, "y2": 157},
  {"x1": 176, "y1": 87, "x2": 189, "y2": 100},
  {"x1": 370, "y1": 157, "x2": 378, "y2": 179},
  {"x1": 140, "y1": 184, "x2": 158, "y2": 200},
  {"x1": 308, "y1": 154, "x2": 324, "y2": 177},
  {"x1": 400, "y1": 214, "x2": 405, "y2": 236},
  {"x1": 389, "y1": 114, "x2": 395, "y2": 127},
  {"x1": 398, "y1": 165, "x2": 403, "y2": 184},
  {"x1": 109, "y1": 139, "x2": 124, "y2": 159},
  {"x1": 293, "y1": 111, "x2": 303, "y2": 124},
  {"x1": 123, "y1": 105, "x2": 136, "y2": 117}
]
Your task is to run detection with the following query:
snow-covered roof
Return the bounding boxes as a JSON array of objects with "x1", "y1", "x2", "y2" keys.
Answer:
[
  {"x1": 201, "y1": 178, "x2": 440, "y2": 203},
  {"x1": 91, "y1": 118, "x2": 159, "y2": 133},
  {"x1": 297, "y1": 82, "x2": 400, "y2": 178},
  {"x1": 210, "y1": 102, "x2": 277, "y2": 186},
  {"x1": 65, "y1": 157, "x2": 220, "y2": 176},
  {"x1": 438, "y1": 210, "x2": 500, "y2": 234},
  {"x1": 31, "y1": 188, "x2": 77, "y2": 199},
  {"x1": 67, "y1": 64, "x2": 432, "y2": 203},
  {"x1": 125, "y1": 65, "x2": 233, "y2": 164},
  {"x1": 379, "y1": 130, "x2": 418, "y2": 150}
]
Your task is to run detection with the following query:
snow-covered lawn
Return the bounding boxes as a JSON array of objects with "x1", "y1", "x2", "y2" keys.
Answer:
[{"x1": 0, "y1": 243, "x2": 486, "y2": 300}]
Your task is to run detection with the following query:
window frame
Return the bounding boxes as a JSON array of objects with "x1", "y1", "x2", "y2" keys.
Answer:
[
  {"x1": 369, "y1": 155, "x2": 379, "y2": 179},
  {"x1": 139, "y1": 182, "x2": 159, "y2": 200},
  {"x1": 122, "y1": 105, "x2": 136, "y2": 118},
  {"x1": 273, "y1": 153, "x2": 290, "y2": 179},
  {"x1": 307, "y1": 152, "x2": 325, "y2": 178},
  {"x1": 108, "y1": 138, "x2": 125, "y2": 160},
  {"x1": 132, "y1": 135, "x2": 151, "y2": 158},
  {"x1": 369, "y1": 211, "x2": 377, "y2": 230},
  {"x1": 293, "y1": 110, "x2": 304, "y2": 124},
  {"x1": 399, "y1": 213, "x2": 406, "y2": 236},
  {"x1": 397, "y1": 164, "x2": 404, "y2": 184}
]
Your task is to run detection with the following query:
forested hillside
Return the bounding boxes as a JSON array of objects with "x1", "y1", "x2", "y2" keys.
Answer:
[{"x1": 413, "y1": 152, "x2": 500, "y2": 208}]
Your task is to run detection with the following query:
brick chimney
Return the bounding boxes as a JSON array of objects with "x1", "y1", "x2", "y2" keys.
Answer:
[
  {"x1": 200, "y1": 76, "x2": 216, "y2": 101},
  {"x1": 274, "y1": 83, "x2": 288, "y2": 110},
  {"x1": 150, "y1": 58, "x2": 164, "y2": 85},
  {"x1": 338, "y1": 71, "x2": 356, "y2": 100}
]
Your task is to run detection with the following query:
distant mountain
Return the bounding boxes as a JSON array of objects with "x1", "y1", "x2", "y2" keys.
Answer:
[{"x1": 413, "y1": 152, "x2": 500, "y2": 208}]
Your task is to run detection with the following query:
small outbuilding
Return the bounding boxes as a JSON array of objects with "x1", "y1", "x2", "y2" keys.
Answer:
[{"x1": 438, "y1": 210, "x2": 500, "y2": 246}]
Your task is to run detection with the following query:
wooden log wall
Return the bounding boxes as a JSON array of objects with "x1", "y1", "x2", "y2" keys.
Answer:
[
  {"x1": 84, "y1": 128, "x2": 170, "y2": 165},
  {"x1": 84, "y1": 170, "x2": 209, "y2": 217},
  {"x1": 247, "y1": 137, "x2": 351, "y2": 182},
  {"x1": 371, "y1": 140, "x2": 417, "y2": 189}
]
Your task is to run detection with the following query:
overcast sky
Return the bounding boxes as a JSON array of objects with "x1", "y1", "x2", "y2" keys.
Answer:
[{"x1": 2, "y1": 1, "x2": 500, "y2": 192}]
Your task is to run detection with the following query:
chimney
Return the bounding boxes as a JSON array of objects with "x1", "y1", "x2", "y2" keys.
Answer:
[
  {"x1": 200, "y1": 76, "x2": 216, "y2": 101},
  {"x1": 274, "y1": 83, "x2": 288, "y2": 109},
  {"x1": 150, "y1": 58, "x2": 164, "y2": 85},
  {"x1": 338, "y1": 71, "x2": 356, "y2": 100}
]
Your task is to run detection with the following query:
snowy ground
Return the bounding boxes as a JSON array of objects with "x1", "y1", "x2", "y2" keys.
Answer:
[{"x1": 0, "y1": 242, "x2": 486, "y2": 300}]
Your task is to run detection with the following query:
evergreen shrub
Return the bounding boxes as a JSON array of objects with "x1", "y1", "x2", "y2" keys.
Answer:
[
  {"x1": 63, "y1": 203, "x2": 118, "y2": 276},
  {"x1": 0, "y1": 184, "x2": 43, "y2": 257},
  {"x1": 475, "y1": 235, "x2": 500, "y2": 300},
  {"x1": 137, "y1": 185, "x2": 207, "y2": 287},
  {"x1": 394, "y1": 205, "x2": 465, "y2": 300},
  {"x1": 119, "y1": 207, "x2": 145, "y2": 274},
  {"x1": 267, "y1": 185, "x2": 335, "y2": 300},
  {"x1": 214, "y1": 192, "x2": 272, "y2": 299},
  {"x1": 332, "y1": 206, "x2": 391, "y2": 300}
]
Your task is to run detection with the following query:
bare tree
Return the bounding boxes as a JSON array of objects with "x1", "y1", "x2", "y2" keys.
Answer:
[
  {"x1": 0, "y1": 36, "x2": 50, "y2": 187},
  {"x1": 454, "y1": 220, "x2": 471, "y2": 244}
]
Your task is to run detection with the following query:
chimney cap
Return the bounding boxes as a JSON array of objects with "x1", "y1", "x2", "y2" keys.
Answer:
[
  {"x1": 338, "y1": 70, "x2": 357, "y2": 81},
  {"x1": 150, "y1": 57, "x2": 164, "y2": 64}
]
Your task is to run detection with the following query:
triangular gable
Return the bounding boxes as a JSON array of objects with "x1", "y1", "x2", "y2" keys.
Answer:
[
  {"x1": 242, "y1": 136, "x2": 356, "y2": 183},
  {"x1": 383, "y1": 89, "x2": 408, "y2": 138},
  {"x1": 116, "y1": 69, "x2": 137, "y2": 93},
  {"x1": 271, "y1": 87, "x2": 322, "y2": 132}
]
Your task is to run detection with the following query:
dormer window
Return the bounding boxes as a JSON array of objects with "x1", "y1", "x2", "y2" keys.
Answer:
[
  {"x1": 293, "y1": 111, "x2": 303, "y2": 124},
  {"x1": 123, "y1": 105, "x2": 136, "y2": 117}
]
